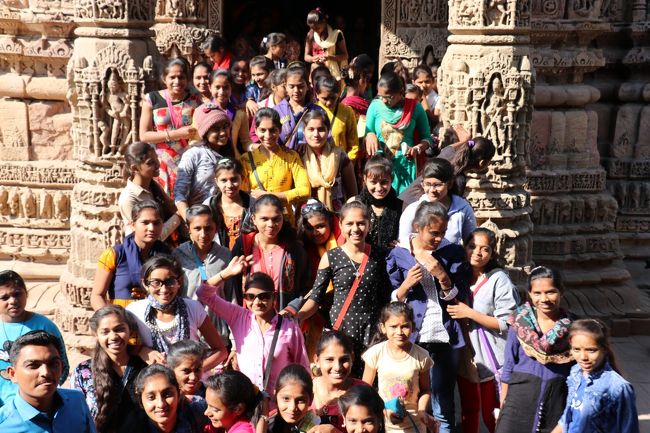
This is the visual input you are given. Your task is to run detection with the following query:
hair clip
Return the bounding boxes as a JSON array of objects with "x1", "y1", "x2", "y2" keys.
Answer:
[
  {"x1": 217, "y1": 158, "x2": 232, "y2": 165},
  {"x1": 202, "y1": 103, "x2": 219, "y2": 113},
  {"x1": 467, "y1": 140, "x2": 475, "y2": 148},
  {"x1": 263, "y1": 37, "x2": 268, "y2": 44}
]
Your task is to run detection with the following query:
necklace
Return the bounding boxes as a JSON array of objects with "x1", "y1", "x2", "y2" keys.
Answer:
[
  {"x1": 342, "y1": 247, "x2": 362, "y2": 278},
  {"x1": 146, "y1": 315, "x2": 179, "y2": 335}
]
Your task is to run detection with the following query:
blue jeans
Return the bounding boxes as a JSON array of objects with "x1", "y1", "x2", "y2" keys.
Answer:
[{"x1": 419, "y1": 342, "x2": 459, "y2": 433}]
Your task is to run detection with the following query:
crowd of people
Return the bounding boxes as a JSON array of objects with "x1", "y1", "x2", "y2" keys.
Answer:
[{"x1": 0, "y1": 8, "x2": 641, "y2": 433}]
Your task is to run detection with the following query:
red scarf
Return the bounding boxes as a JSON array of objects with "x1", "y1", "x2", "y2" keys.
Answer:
[{"x1": 341, "y1": 95, "x2": 370, "y2": 115}]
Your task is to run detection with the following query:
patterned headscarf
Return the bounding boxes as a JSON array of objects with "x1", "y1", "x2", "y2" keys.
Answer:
[{"x1": 144, "y1": 295, "x2": 190, "y2": 353}]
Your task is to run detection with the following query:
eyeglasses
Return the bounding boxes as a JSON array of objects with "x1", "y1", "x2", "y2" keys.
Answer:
[
  {"x1": 242, "y1": 292, "x2": 274, "y2": 302},
  {"x1": 145, "y1": 278, "x2": 180, "y2": 289},
  {"x1": 301, "y1": 200, "x2": 326, "y2": 216},
  {"x1": 422, "y1": 181, "x2": 447, "y2": 190}
]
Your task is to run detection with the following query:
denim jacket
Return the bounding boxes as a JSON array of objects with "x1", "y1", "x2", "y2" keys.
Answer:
[{"x1": 559, "y1": 362, "x2": 639, "y2": 433}]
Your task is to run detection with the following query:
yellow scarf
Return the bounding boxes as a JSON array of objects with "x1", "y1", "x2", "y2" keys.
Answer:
[
  {"x1": 302, "y1": 142, "x2": 341, "y2": 211},
  {"x1": 313, "y1": 25, "x2": 348, "y2": 80}
]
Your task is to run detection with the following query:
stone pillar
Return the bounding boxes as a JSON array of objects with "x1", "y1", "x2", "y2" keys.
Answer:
[
  {"x1": 57, "y1": 0, "x2": 158, "y2": 349},
  {"x1": 528, "y1": 0, "x2": 650, "y2": 334},
  {"x1": 379, "y1": 0, "x2": 448, "y2": 70},
  {"x1": 599, "y1": 2, "x2": 650, "y2": 292},
  {"x1": 153, "y1": 0, "x2": 220, "y2": 63},
  {"x1": 439, "y1": 0, "x2": 535, "y2": 286},
  {"x1": 0, "y1": 2, "x2": 76, "y2": 278}
]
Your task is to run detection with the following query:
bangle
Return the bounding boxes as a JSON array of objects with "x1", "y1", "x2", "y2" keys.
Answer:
[
  {"x1": 218, "y1": 271, "x2": 224, "y2": 281},
  {"x1": 165, "y1": 129, "x2": 171, "y2": 141}
]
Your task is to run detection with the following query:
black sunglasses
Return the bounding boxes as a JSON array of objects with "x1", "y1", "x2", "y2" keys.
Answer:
[{"x1": 242, "y1": 292, "x2": 274, "y2": 302}]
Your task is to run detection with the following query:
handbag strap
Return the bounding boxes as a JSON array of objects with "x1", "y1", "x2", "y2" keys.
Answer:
[
  {"x1": 263, "y1": 315, "x2": 283, "y2": 390},
  {"x1": 247, "y1": 151, "x2": 266, "y2": 191},
  {"x1": 284, "y1": 107, "x2": 311, "y2": 148},
  {"x1": 333, "y1": 245, "x2": 371, "y2": 330},
  {"x1": 478, "y1": 327, "x2": 500, "y2": 372}
]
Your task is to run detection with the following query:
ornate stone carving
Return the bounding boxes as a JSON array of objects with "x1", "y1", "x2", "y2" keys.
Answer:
[
  {"x1": 155, "y1": 21, "x2": 216, "y2": 62},
  {"x1": 74, "y1": 0, "x2": 153, "y2": 23},
  {"x1": 441, "y1": 0, "x2": 534, "y2": 284},
  {"x1": 380, "y1": 0, "x2": 448, "y2": 69},
  {"x1": 528, "y1": 0, "x2": 650, "y2": 331}
]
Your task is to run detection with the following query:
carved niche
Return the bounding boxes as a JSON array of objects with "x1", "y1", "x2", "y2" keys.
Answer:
[
  {"x1": 68, "y1": 43, "x2": 150, "y2": 161},
  {"x1": 380, "y1": 0, "x2": 449, "y2": 70}
]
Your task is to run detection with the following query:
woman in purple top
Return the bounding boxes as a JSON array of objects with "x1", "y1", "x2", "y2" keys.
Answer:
[
  {"x1": 495, "y1": 266, "x2": 574, "y2": 433},
  {"x1": 274, "y1": 65, "x2": 323, "y2": 150}
]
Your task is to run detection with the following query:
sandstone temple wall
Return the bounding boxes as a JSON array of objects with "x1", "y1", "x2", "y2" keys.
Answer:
[{"x1": 0, "y1": 0, "x2": 648, "y2": 338}]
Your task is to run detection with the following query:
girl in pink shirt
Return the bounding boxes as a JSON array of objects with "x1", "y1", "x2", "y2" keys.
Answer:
[
  {"x1": 197, "y1": 272, "x2": 310, "y2": 398},
  {"x1": 204, "y1": 370, "x2": 261, "y2": 433}
]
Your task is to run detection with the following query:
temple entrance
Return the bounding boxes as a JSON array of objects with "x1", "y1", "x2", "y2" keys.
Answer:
[{"x1": 222, "y1": 0, "x2": 381, "y2": 66}]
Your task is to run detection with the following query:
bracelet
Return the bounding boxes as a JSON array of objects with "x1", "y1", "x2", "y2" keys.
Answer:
[
  {"x1": 165, "y1": 129, "x2": 171, "y2": 141},
  {"x1": 218, "y1": 271, "x2": 224, "y2": 281}
]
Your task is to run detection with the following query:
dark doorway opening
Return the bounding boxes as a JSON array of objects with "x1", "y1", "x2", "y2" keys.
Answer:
[{"x1": 223, "y1": 0, "x2": 381, "y2": 66}]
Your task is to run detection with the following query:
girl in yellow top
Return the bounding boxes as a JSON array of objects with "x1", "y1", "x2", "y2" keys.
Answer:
[
  {"x1": 242, "y1": 108, "x2": 310, "y2": 224},
  {"x1": 315, "y1": 75, "x2": 359, "y2": 162}
]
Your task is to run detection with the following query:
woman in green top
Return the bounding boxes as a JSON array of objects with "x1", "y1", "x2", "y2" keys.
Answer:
[{"x1": 365, "y1": 72, "x2": 432, "y2": 194}]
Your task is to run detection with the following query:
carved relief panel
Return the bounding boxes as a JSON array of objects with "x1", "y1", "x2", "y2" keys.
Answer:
[{"x1": 380, "y1": 0, "x2": 448, "y2": 70}]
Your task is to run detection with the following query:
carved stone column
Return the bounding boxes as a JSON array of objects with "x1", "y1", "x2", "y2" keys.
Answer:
[
  {"x1": 153, "y1": 0, "x2": 220, "y2": 63},
  {"x1": 0, "y1": 2, "x2": 76, "y2": 278},
  {"x1": 439, "y1": 0, "x2": 535, "y2": 286},
  {"x1": 379, "y1": 0, "x2": 448, "y2": 70},
  {"x1": 599, "y1": 3, "x2": 650, "y2": 293},
  {"x1": 57, "y1": 0, "x2": 158, "y2": 349},
  {"x1": 528, "y1": 0, "x2": 650, "y2": 334}
]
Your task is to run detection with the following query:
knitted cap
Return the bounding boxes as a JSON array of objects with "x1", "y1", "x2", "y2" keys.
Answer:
[{"x1": 194, "y1": 103, "x2": 231, "y2": 138}]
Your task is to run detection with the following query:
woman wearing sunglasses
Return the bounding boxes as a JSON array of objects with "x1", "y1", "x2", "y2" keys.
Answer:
[
  {"x1": 365, "y1": 71, "x2": 432, "y2": 194},
  {"x1": 126, "y1": 254, "x2": 231, "y2": 367},
  {"x1": 196, "y1": 271, "x2": 310, "y2": 397}
]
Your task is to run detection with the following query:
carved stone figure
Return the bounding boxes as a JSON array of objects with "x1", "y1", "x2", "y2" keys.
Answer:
[
  {"x1": 102, "y1": 69, "x2": 131, "y2": 155},
  {"x1": 0, "y1": 187, "x2": 8, "y2": 216},
  {"x1": 54, "y1": 191, "x2": 70, "y2": 220},
  {"x1": 40, "y1": 191, "x2": 53, "y2": 219},
  {"x1": 21, "y1": 188, "x2": 37, "y2": 218},
  {"x1": 8, "y1": 189, "x2": 20, "y2": 217},
  {"x1": 481, "y1": 75, "x2": 507, "y2": 155},
  {"x1": 485, "y1": 0, "x2": 510, "y2": 26}
]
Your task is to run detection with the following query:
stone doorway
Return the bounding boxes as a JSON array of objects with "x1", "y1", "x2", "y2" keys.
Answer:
[{"x1": 221, "y1": 0, "x2": 381, "y2": 67}]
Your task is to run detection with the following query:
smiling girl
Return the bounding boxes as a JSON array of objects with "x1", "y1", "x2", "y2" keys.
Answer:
[
  {"x1": 119, "y1": 141, "x2": 180, "y2": 241},
  {"x1": 315, "y1": 76, "x2": 359, "y2": 162},
  {"x1": 175, "y1": 105, "x2": 232, "y2": 219},
  {"x1": 338, "y1": 385, "x2": 385, "y2": 433},
  {"x1": 126, "y1": 255, "x2": 228, "y2": 368},
  {"x1": 446, "y1": 228, "x2": 519, "y2": 433},
  {"x1": 205, "y1": 158, "x2": 254, "y2": 250},
  {"x1": 209, "y1": 69, "x2": 251, "y2": 158},
  {"x1": 72, "y1": 305, "x2": 146, "y2": 433},
  {"x1": 120, "y1": 364, "x2": 207, "y2": 433},
  {"x1": 301, "y1": 110, "x2": 357, "y2": 212},
  {"x1": 551, "y1": 320, "x2": 639, "y2": 433},
  {"x1": 297, "y1": 201, "x2": 392, "y2": 377},
  {"x1": 168, "y1": 340, "x2": 207, "y2": 402},
  {"x1": 311, "y1": 331, "x2": 366, "y2": 433},
  {"x1": 386, "y1": 201, "x2": 471, "y2": 433},
  {"x1": 496, "y1": 266, "x2": 574, "y2": 433},
  {"x1": 204, "y1": 370, "x2": 263, "y2": 433},
  {"x1": 354, "y1": 155, "x2": 403, "y2": 248},
  {"x1": 361, "y1": 302, "x2": 436, "y2": 433},
  {"x1": 242, "y1": 109, "x2": 310, "y2": 225},
  {"x1": 274, "y1": 65, "x2": 324, "y2": 151},
  {"x1": 268, "y1": 364, "x2": 318, "y2": 433},
  {"x1": 197, "y1": 272, "x2": 309, "y2": 397},
  {"x1": 92, "y1": 200, "x2": 171, "y2": 310},
  {"x1": 399, "y1": 158, "x2": 476, "y2": 245},
  {"x1": 139, "y1": 58, "x2": 201, "y2": 195}
]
